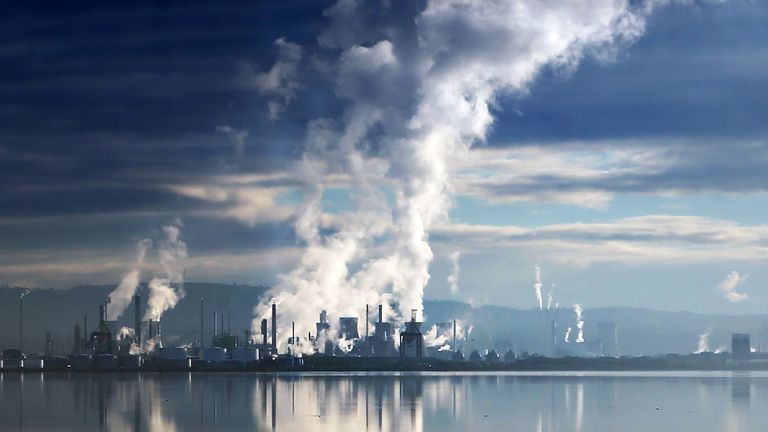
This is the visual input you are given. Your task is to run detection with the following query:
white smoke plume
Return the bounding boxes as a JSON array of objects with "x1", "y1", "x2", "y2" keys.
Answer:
[
  {"x1": 574, "y1": 304, "x2": 585, "y2": 343},
  {"x1": 253, "y1": 0, "x2": 683, "y2": 352},
  {"x1": 144, "y1": 220, "x2": 188, "y2": 321},
  {"x1": 107, "y1": 239, "x2": 151, "y2": 321},
  {"x1": 116, "y1": 326, "x2": 136, "y2": 341},
  {"x1": 534, "y1": 265, "x2": 544, "y2": 311},
  {"x1": 565, "y1": 327, "x2": 572, "y2": 343},
  {"x1": 249, "y1": 37, "x2": 303, "y2": 120},
  {"x1": 447, "y1": 251, "x2": 461, "y2": 295},
  {"x1": 547, "y1": 284, "x2": 555, "y2": 310},
  {"x1": 424, "y1": 320, "x2": 467, "y2": 351},
  {"x1": 718, "y1": 271, "x2": 748, "y2": 303},
  {"x1": 695, "y1": 332, "x2": 710, "y2": 353}
]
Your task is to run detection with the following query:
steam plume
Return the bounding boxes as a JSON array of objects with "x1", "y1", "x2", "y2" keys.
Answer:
[
  {"x1": 253, "y1": 0, "x2": 680, "y2": 350},
  {"x1": 574, "y1": 304, "x2": 585, "y2": 343},
  {"x1": 447, "y1": 251, "x2": 461, "y2": 295},
  {"x1": 144, "y1": 220, "x2": 188, "y2": 321},
  {"x1": 695, "y1": 332, "x2": 710, "y2": 353},
  {"x1": 718, "y1": 271, "x2": 748, "y2": 303},
  {"x1": 107, "y1": 239, "x2": 151, "y2": 320},
  {"x1": 534, "y1": 265, "x2": 543, "y2": 311}
]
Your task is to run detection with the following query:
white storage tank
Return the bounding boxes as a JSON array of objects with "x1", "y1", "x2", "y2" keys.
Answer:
[
  {"x1": 200, "y1": 347, "x2": 227, "y2": 363},
  {"x1": 231, "y1": 347, "x2": 258, "y2": 362}
]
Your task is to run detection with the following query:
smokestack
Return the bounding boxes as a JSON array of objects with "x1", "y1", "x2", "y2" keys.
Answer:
[
  {"x1": 271, "y1": 303, "x2": 277, "y2": 353},
  {"x1": 213, "y1": 311, "x2": 217, "y2": 337},
  {"x1": 228, "y1": 314, "x2": 231, "y2": 335},
  {"x1": 378, "y1": 304, "x2": 383, "y2": 324},
  {"x1": 99, "y1": 305, "x2": 104, "y2": 325},
  {"x1": 261, "y1": 319, "x2": 268, "y2": 345},
  {"x1": 157, "y1": 320, "x2": 161, "y2": 337},
  {"x1": 292, "y1": 321, "x2": 295, "y2": 345},
  {"x1": 134, "y1": 294, "x2": 141, "y2": 346},
  {"x1": 453, "y1": 320, "x2": 457, "y2": 352},
  {"x1": 74, "y1": 324, "x2": 81, "y2": 354},
  {"x1": 200, "y1": 298, "x2": 205, "y2": 348},
  {"x1": 18, "y1": 293, "x2": 23, "y2": 352},
  {"x1": 149, "y1": 318, "x2": 154, "y2": 339},
  {"x1": 365, "y1": 305, "x2": 369, "y2": 340}
]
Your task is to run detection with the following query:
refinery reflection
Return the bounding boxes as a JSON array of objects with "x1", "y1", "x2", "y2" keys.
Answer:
[{"x1": 3, "y1": 372, "x2": 768, "y2": 431}]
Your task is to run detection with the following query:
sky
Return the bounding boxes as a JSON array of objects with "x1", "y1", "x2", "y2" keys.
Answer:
[{"x1": 1, "y1": 0, "x2": 767, "y2": 316}]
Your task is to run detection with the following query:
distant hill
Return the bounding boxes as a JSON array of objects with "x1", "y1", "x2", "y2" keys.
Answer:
[{"x1": 2, "y1": 284, "x2": 767, "y2": 356}]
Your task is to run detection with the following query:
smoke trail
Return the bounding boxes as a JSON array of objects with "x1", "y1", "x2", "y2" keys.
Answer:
[
  {"x1": 534, "y1": 265, "x2": 543, "y2": 311},
  {"x1": 695, "y1": 332, "x2": 710, "y2": 353},
  {"x1": 565, "y1": 327, "x2": 572, "y2": 343},
  {"x1": 107, "y1": 239, "x2": 152, "y2": 320},
  {"x1": 718, "y1": 271, "x2": 748, "y2": 303},
  {"x1": 424, "y1": 320, "x2": 467, "y2": 351},
  {"x1": 447, "y1": 251, "x2": 461, "y2": 295},
  {"x1": 144, "y1": 220, "x2": 188, "y2": 321},
  {"x1": 253, "y1": 0, "x2": 682, "y2": 350},
  {"x1": 547, "y1": 284, "x2": 555, "y2": 310},
  {"x1": 574, "y1": 304, "x2": 585, "y2": 343}
]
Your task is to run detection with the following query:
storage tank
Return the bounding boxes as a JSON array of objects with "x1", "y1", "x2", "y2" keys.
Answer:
[
  {"x1": 118, "y1": 354, "x2": 142, "y2": 370},
  {"x1": 159, "y1": 347, "x2": 188, "y2": 360},
  {"x1": 200, "y1": 347, "x2": 227, "y2": 363},
  {"x1": 231, "y1": 347, "x2": 258, "y2": 362},
  {"x1": 94, "y1": 353, "x2": 117, "y2": 370},
  {"x1": 25, "y1": 356, "x2": 44, "y2": 370},
  {"x1": 69, "y1": 354, "x2": 91, "y2": 370}
]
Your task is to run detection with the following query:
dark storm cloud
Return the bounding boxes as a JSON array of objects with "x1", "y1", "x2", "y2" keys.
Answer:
[{"x1": 489, "y1": 1, "x2": 768, "y2": 143}]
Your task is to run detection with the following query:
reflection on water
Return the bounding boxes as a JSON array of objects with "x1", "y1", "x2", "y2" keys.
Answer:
[{"x1": 1, "y1": 371, "x2": 767, "y2": 431}]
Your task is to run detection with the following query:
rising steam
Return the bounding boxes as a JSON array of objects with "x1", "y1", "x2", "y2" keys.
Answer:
[
  {"x1": 695, "y1": 332, "x2": 710, "y2": 353},
  {"x1": 253, "y1": 0, "x2": 678, "y2": 351},
  {"x1": 574, "y1": 304, "x2": 585, "y2": 343},
  {"x1": 447, "y1": 251, "x2": 461, "y2": 295},
  {"x1": 534, "y1": 265, "x2": 543, "y2": 311},
  {"x1": 107, "y1": 239, "x2": 152, "y2": 320},
  {"x1": 144, "y1": 220, "x2": 188, "y2": 321}
]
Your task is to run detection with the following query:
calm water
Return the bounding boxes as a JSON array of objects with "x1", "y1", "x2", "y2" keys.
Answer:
[{"x1": 0, "y1": 371, "x2": 766, "y2": 431}]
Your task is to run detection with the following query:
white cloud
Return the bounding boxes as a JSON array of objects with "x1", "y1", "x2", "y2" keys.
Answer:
[
  {"x1": 717, "y1": 271, "x2": 748, "y2": 302},
  {"x1": 241, "y1": 38, "x2": 303, "y2": 120}
]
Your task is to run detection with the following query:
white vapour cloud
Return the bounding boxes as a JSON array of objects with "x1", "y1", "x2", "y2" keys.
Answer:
[
  {"x1": 424, "y1": 320, "x2": 467, "y2": 351},
  {"x1": 695, "y1": 332, "x2": 710, "y2": 353},
  {"x1": 534, "y1": 265, "x2": 543, "y2": 311},
  {"x1": 144, "y1": 220, "x2": 188, "y2": 321},
  {"x1": 106, "y1": 238, "x2": 152, "y2": 321},
  {"x1": 253, "y1": 0, "x2": 683, "y2": 351},
  {"x1": 247, "y1": 38, "x2": 303, "y2": 120},
  {"x1": 718, "y1": 271, "x2": 748, "y2": 302},
  {"x1": 447, "y1": 251, "x2": 461, "y2": 295},
  {"x1": 574, "y1": 304, "x2": 585, "y2": 343}
]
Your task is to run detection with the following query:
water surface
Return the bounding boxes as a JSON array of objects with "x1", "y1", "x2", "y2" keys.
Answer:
[{"x1": 0, "y1": 371, "x2": 764, "y2": 431}]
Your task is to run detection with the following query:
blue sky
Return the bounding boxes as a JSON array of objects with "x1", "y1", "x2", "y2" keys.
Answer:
[{"x1": 1, "y1": 0, "x2": 767, "y2": 315}]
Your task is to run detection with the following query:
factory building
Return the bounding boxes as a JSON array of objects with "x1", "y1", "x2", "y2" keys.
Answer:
[
  {"x1": 399, "y1": 309, "x2": 424, "y2": 358},
  {"x1": 732, "y1": 333, "x2": 751, "y2": 359}
]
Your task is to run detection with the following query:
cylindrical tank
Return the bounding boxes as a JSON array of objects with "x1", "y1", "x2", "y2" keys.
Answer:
[
  {"x1": 231, "y1": 347, "x2": 258, "y2": 362},
  {"x1": 159, "y1": 347, "x2": 188, "y2": 360},
  {"x1": 200, "y1": 347, "x2": 227, "y2": 363},
  {"x1": 69, "y1": 354, "x2": 91, "y2": 370},
  {"x1": 118, "y1": 354, "x2": 142, "y2": 370},
  {"x1": 94, "y1": 353, "x2": 117, "y2": 370},
  {"x1": 24, "y1": 357, "x2": 44, "y2": 370}
]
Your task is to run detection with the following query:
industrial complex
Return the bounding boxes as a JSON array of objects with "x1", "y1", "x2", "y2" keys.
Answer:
[{"x1": 2, "y1": 291, "x2": 768, "y2": 372}]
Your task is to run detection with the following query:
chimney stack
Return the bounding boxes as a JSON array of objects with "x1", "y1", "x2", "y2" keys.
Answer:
[
  {"x1": 134, "y1": 294, "x2": 141, "y2": 346},
  {"x1": 378, "y1": 304, "x2": 383, "y2": 323},
  {"x1": 261, "y1": 319, "x2": 268, "y2": 345},
  {"x1": 271, "y1": 303, "x2": 277, "y2": 353}
]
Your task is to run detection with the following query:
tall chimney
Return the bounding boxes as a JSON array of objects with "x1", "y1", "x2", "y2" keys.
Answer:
[
  {"x1": 200, "y1": 298, "x2": 205, "y2": 348},
  {"x1": 365, "y1": 305, "x2": 369, "y2": 340},
  {"x1": 261, "y1": 319, "x2": 268, "y2": 345},
  {"x1": 99, "y1": 305, "x2": 104, "y2": 325},
  {"x1": 213, "y1": 311, "x2": 217, "y2": 337},
  {"x1": 292, "y1": 321, "x2": 295, "y2": 345},
  {"x1": 271, "y1": 303, "x2": 277, "y2": 353},
  {"x1": 134, "y1": 294, "x2": 141, "y2": 346},
  {"x1": 378, "y1": 304, "x2": 383, "y2": 323},
  {"x1": 453, "y1": 320, "x2": 457, "y2": 352},
  {"x1": 149, "y1": 318, "x2": 154, "y2": 339},
  {"x1": 18, "y1": 293, "x2": 23, "y2": 352},
  {"x1": 74, "y1": 324, "x2": 81, "y2": 354}
]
